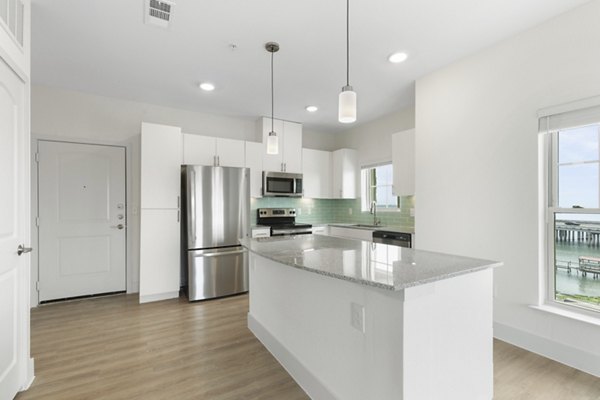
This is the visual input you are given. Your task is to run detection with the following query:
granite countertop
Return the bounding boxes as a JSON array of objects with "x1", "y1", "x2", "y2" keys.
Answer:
[
  {"x1": 328, "y1": 223, "x2": 415, "y2": 234},
  {"x1": 240, "y1": 235, "x2": 501, "y2": 291}
]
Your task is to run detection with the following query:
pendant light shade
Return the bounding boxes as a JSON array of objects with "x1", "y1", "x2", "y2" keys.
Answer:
[
  {"x1": 339, "y1": 86, "x2": 357, "y2": 123},
  {"x1": 266, "y1": 42, "x2": 280, "y2": 155},
  {"x1": 266, "y1": 131, "x2": 278, "y2": 155},
  {"x1": 338, "y1": 0, "x2": 356, "y2": 123}
]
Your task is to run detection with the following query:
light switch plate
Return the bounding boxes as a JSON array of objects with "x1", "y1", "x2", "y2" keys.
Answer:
[
  {"x1": 351, "y1": 302, "x2": 365, "y2": 333},
  {"x1": 410, "y1": 208, "x2": 415, "y2": 217},
  {"x1": 348, "y1": 208, "x2": 353, "y2": 215}
]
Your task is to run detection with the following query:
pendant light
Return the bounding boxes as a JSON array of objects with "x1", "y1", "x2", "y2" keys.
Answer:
[
  {"x1": 266, "y1": 42, "x2": 280, "y2": 155},
  {"x1": 338, "y1": 0, "x2": 356, "y2": 123}
]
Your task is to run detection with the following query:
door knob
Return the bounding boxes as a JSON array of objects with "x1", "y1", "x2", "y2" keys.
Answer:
[
  {"x1": 17, "y1": 245, "x2": 33, "y2": 256},
  {"x1": 111, "y1": 224, "x2": 125, "y2": 230}
]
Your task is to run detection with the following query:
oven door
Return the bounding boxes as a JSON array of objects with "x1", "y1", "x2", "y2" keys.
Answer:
[{"x1": 271, "y1": 227, "x2": 313, "y2": 236}]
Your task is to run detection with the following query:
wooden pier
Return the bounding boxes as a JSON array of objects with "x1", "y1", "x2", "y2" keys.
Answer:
[
  {"x1": 556, "y1": 257, "x2": 600, "y2": 279},
  {"x1": 555, "y1": 220, "x2": 600, "y2": 245}
]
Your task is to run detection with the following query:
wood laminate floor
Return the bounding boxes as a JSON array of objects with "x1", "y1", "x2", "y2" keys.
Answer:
[{"x1": 15, "y1": 294, "x2": 600, "y2": 400}]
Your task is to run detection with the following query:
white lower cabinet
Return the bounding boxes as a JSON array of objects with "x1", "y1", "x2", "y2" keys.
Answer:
[
  {"x1": 329, "y1": 226, "x2": 373, "y2": 241},
  {"x1": 251, "y1": 227, "x2": 271, "y2": 238},
  {"x1": 311, "y1": 225, "x2": 330, "y2": 235},
  {"x1": 139, "y1": 209, "x2": 180, "y2": 303}
]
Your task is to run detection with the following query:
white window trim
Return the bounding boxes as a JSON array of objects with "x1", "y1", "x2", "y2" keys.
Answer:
[
  {"x1": 543, "y1": 128, "x2": 600, "y2": 314},
  {"x1": 360, "y1": 162, "x2": 401, "y2": 213}
]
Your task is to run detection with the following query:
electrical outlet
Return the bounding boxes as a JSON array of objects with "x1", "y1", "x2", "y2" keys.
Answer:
[
  {"x1": 350, "y1": 303, "x2": 365, "y2": 333},
  {"x1": 410, "y1": 208, "x2": 415, "y2": 217},
  {"x1": 297, "y1": 208, "x2": 302, "y2": 216},
  {"x1": 348, "y1": 208, "x2": 353, "y2": 215},
  {"x1": 308, "y1": 208, "x2": 312, "y2": 215}
]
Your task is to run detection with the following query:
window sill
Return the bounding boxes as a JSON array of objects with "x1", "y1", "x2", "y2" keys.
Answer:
[{"x1": 529, "y1": 304, "x2": 600, "y2": 327}]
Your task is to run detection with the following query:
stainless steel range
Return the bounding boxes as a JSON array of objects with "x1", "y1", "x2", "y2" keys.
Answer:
[{"x1": 257, "y1": 208, "x2": 312, "y2": 236}]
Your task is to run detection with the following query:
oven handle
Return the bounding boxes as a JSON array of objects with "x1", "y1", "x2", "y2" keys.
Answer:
[{"x1": 271, "y1": 229, "x2": 313, "y2": 235}]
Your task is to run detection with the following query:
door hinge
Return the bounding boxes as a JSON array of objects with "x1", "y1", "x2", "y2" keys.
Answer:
[
  {"x1": 36, "y1": 281, "x2": 40, "y2": 291},
  {"x1": 35, "y1": 217, "x2": 40, "y2": 227},
  {"x1": 35, "y1": 152, "x2": 39, "y2": 163}
]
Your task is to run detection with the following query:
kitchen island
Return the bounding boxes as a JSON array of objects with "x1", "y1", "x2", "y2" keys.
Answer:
[{"x1": 240, "y1": 235, "x2": 501, "y2": 400}]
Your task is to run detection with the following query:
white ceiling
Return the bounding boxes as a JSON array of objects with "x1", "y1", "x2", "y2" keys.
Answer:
[{"x1": 31, "y1": 0, "x2": 590, "y2": 133}]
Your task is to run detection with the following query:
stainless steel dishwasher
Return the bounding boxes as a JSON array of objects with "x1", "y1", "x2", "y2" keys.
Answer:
[{"x1": 372, "y1": 231, "x2": 412, "y2": 248}]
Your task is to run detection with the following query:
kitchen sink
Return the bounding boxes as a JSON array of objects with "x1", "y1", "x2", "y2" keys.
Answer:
[{"x1": 351, "y1": 224, "x2": 382, "y2": 228}]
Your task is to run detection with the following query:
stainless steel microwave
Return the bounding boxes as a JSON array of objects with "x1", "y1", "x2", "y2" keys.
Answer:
[{"x1": 262, "y1": 171, "x2": 303, "y2": 197}]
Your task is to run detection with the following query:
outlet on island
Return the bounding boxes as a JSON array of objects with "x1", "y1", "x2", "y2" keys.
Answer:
[
  {"x1": 350, "y1": 302, "x2": 365, "y2": 333},
  {"x1": 348, "y1": 208, "x2": 353, "y2": 215}
]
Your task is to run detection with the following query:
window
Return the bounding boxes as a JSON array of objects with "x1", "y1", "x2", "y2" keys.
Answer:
[
  {"x1": 547, "y1": 124, "x2": 600, "y2": 312},
  {"x1": 361, "y1": 163, "x2": 399, "y2": 211}
]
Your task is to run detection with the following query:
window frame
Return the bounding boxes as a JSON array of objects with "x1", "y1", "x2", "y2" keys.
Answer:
[
  {"x1": 360, "y1": 162, "x2": 400, "y2": 212},
  {"x1": 545, "y1": 126, "x2": 600, "y2": 315}
]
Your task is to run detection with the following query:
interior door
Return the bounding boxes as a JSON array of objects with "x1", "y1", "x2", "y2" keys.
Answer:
[
  {"x1": 0, "y1": 56, "x2": 29, "y2": 399},
  {"x1": 38, "y1": 141, "x2": 126, "y2": 302}
]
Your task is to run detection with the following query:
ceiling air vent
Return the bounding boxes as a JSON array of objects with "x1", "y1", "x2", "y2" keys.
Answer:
[{"x1": 145, "y1": 0, "x2": 175, "y2": 28}]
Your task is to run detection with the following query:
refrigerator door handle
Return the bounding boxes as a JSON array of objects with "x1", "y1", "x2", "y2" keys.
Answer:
[{"x1": 200, "y1": 249, "x2": 246, "y2": 257}]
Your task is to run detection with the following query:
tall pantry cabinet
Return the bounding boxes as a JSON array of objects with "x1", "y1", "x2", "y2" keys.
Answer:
[{"x1": 139, "y1": 122, "x2": 182, "y2": 303}]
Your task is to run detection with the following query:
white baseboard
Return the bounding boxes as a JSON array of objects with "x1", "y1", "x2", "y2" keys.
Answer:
[
  {"x1": 494, "y1": 322, "x2": 600, "y2": 377},
  {"x1": 248, "y1": 313, "x2": 338, "y2": 400},
  {"x1": 139, "y1": 291, "x2": 179, "y2": 304},
  {"x1": 20, "y1": 357, "x2": 35, "y2": 391}
]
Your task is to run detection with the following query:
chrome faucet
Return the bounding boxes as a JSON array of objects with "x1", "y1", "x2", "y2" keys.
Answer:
[{"x1": 370, "y1": 201, "x2": 381, "y2": 226}]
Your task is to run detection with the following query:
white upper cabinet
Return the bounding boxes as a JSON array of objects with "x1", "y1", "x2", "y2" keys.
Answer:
[
  {"x1": 141, "y1": 122, "x2": 182, "y2": 209},
  {"x1": 282, "y1": 121, "x2": 302, "y2": 173},
  {"x1": 260, "y1": 117, "x2": 302, "y2": 173},
  {"x1": 392, "y1": 129, "x2": 415, "y2": 196},
  {"x1": 332, "y1": 148, "x2": 359, "y2": 199},
  {"x1": 245, "y1": 141, "x2": 263, "y2": 198},
  {"x1": 183, "y1": 134, "x2": 215, "y2": 165},
  {"x1": 216, "y1": 138, "x2": 245, "y2": 167},
  {"x1": 302, "y1": 148, "x2": 332, "y2": 198},
  {"x1": 183, "y1": 134, "x2": 245, "y2": 167}
]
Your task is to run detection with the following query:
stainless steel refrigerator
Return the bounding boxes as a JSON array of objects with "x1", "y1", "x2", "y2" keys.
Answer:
[{"x1": 181, "y1": 165, "x2": 250, "y2": 301}]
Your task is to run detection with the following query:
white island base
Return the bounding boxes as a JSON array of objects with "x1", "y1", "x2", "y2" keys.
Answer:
[{"x1": 248, "y1": 253, "x2": 494, "y2": 400}]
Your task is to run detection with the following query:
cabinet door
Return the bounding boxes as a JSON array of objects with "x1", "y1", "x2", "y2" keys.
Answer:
[
  {"x1": 392, "y1": 129, "x2": 415, "y2": 196},
  {"x1": 302, "y1": 148, "x2": 332, "y2": 198},
  {"x1": 332, "y1": 149, "x2": 359, "y2": 199},
  {"x1": 183, "y1": 134, "x2": 216, "y2": 165},
  {"x1": 139, "y1": 209, "x2": 180, "y2": 303},
  {"x1": 141, "y1": 122, "x2": 182, "y2": 209},
  {"x1": 245, "y1": 141, "x2": 263, "y2": 198},
  {"x1": 261, "y1": 117, "x2": 284, "y2": 172},
  {"x1": 282, "y1": 121, "x2": 303, "y2": 173},
  {"x1": 329, "y1": 226, "x2": 373, "y2": 241},
  {"x1": 216, "y1": 138, "x2": 245, "y2": 167}
]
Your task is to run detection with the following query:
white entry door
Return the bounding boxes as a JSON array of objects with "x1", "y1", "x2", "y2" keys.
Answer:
[
  {"x1": 38, "y1": 141, "x2": 126, "y2": 302},
  {"x1": 0, "y1": 58, "x2": 30, "y2": 398}
]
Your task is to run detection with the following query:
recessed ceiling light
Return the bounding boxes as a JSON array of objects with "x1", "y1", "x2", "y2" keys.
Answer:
[
  {"x1": 388, "y1": 52, "x2": 408, "y2": 64},
  {"x1": 199, "y1": 82, "x2": 215, "y2": 91},
  {"x1": 305, "y1": 105, "x2": 318, "y2": 112}
]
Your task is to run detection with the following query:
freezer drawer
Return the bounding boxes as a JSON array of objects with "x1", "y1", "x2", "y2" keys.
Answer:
[{"x1": 187, "y1": 246, "x2": 248, "y2": 301}]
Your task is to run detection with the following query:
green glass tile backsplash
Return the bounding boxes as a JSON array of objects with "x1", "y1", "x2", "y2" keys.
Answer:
[{"x1": 251, "y1": 196, "x2": 415, "y2": 228}]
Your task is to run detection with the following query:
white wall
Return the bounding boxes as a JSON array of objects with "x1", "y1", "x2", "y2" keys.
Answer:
[
  {"x1": 31, "y1": 85, "x2": 335, "y2": 297},
  {"x1": 335, "y1": 107, "x2": 415, "y2": 166},
  {"x1": 415, "y1": 0, "x2": 600, "y2": 376}
]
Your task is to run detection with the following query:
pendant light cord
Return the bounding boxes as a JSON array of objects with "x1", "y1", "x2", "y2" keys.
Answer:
[
  {"x1": 271, "y1": 50, "x2": 274, "y2": 133},
  {"x1": 346, "y1": 0, "x2": 350, "y2": 86}
]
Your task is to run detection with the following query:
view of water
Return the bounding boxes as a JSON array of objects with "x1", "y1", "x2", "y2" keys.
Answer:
[{"x1": 555, "y1": 241, "x2": 600, "y2": 299}]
